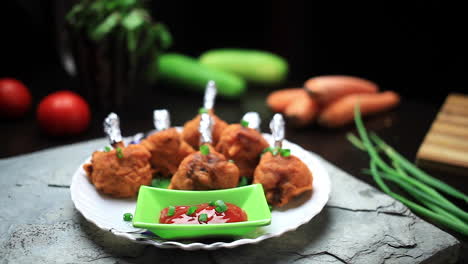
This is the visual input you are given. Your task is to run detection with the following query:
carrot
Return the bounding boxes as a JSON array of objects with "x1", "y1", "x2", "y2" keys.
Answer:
[
  {"x1": 305, "y1": 75, "x2": 379, "y2": 105},
  {"x1": 318, "y1": 91, "x2": 400, "y2": 128},
  {"x1": 284, "y1": 95, "x2": 319, "y2": 127},
  {"x1": 266, "y1": 88, "x2": 307, "y2": 112}
]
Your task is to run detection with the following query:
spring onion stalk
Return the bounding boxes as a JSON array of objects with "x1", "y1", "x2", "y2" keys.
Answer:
[
  {"x1": 377, "y1": 171, "x2": 468, "y2": 222},
  {"x1": 369, "y1": 160, "x2": 468, "y2": 235},
  {"x1": 370, "y1": 133, "x2": 468, "y2": 203},
  {"x1": 351, "y1": 104, "x2": 468, "y2": 235}
]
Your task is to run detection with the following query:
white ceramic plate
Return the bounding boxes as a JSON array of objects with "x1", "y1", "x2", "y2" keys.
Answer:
[{"x1": 70, "y1": 133, "x2": 331, "y2": 250}]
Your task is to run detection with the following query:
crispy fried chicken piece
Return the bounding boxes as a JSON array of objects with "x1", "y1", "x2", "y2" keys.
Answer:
[
  {"x1": 182, "y1": 112, "x2": 228, "y2": 149},
  {"x1": 140, "y1": 128, "x2": 195, "y2": 177},
  {"x1": 169, "y1": 145, "x2": 240, "y2": 190},
  {"x1": 83, "y1": 144, "x2": 152, "y2": 198},
  {"x1": 253, "y1": 152, "x2": 313, "y2": 207},
  {"x1": 215, "y1": 124, "x2": 269, "y2": 178}
]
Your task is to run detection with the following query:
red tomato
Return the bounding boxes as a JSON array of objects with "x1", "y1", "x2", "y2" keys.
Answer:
[
  {"x1": 36, "y1": 91, "x2": 91, "y2": 136},
  {"x1": 0, "y1": 78, "x2": 32, "y2": 118}
]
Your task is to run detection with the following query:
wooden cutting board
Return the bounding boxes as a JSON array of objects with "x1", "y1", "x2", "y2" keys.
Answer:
[{"x1": 416, "y1": 93, "x2": 468, "y2": 176}]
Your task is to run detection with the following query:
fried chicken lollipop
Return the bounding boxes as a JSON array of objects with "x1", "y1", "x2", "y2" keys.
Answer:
[
  {"x1": 169, "y1": 113, "x2": 240, "y2": 190},
  {"x1": 215, "y1": 112, "x2": 269, "y2": 178},
  {"x1": 83, "y1": 113, "x2": 152, "y2": 198},
  {"x1": 140, "y1": 110, "x2": 195, "y2": 177},
  {"x1": 253, "y1": 114, "x2": 313, "y2": 207},
  {"x1": 182, "y1": 81, "x2": 228, "y2": 148}
]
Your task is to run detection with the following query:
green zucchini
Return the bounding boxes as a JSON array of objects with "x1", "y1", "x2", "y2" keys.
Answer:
[
  {"x1": 151, "y1": 53, "x2": 246, "y2": 98},
  {"x1": 199, "y1": 49, "x2": 288, "y2": 86}
]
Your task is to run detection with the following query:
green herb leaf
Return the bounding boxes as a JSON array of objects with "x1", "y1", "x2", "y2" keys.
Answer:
[
  {"x1": 240, "y1": 120, "x2": 249, "y2": 128},
  {"x1": 280, "y1": 149, "x2": 291, "y2": 157},
  {"x1": 198, "y1": 213, "x2": 208, "y2": 222},
  {"x1": 104, "y1": 146, "x2": 112, "y2": 152},
  {"x1": 90, "y1": 12, "x2": 121, "y2": 41},
  {"x1": 238, "y1": 177, "x2": 249, "y2": 187},
  {"x1": 151, "y1": 178, "x2": 170, "y2": 189},
  {"x1": 200, "y1": 145, "x2": 210, "y2": 155},
  {"x1": 116, "y1": 147, "x2": 124, "y2": 158},
  {"x1": 209, "y1": 201, "x2": 216, "y2": 206},
  {"x1": 121, "y1": 9, "x2": 146, "y2": 31},
  {"x1": 167, "y1": 206, "x2": 175, "y2": 217},
  {"x1": 123, "y1": 212, "x2": 133, "y2": 221},
  {"x1": 199, "y1": 107, "x2": 208, "y2": 114},
  {"x1": 186, "y1": 206, "x2": 197, "y2": 216}
]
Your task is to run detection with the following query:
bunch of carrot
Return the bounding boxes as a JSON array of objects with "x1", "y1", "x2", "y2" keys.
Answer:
[{"x1": 266, "y1": 75, "x2": 401, "y2": 127}]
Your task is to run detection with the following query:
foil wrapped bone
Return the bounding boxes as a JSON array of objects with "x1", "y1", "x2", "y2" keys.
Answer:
[
  {"x1": 241, "y1": 112, "x2": 261, "y2": 131},
  {"x1": 270, "y1": 113, "x2": 285, "y2": 148},
  {"x1": 104, "y1": 112, "x2": 123, "y2": 147},
  {"x1": 153, "y1": 109, "x2": 170, "y2": 131},
  {"x1": 199, "y1": 113, "x2": 214, "y2": 144}
]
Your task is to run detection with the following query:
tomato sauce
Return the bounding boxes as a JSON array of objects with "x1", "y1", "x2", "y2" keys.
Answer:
[{"x1": 159, "y1": 203, "x2": 247, "y2": 224}]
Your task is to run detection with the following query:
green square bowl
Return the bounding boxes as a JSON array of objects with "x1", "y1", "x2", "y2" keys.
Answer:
[{"x1": 133, "y1": 184, "x2": 271, "y2": 239}]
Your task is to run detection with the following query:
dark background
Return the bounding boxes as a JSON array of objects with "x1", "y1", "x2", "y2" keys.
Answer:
[{"x1": 1, "y1": 1, "x2": 467, "y2": 102}]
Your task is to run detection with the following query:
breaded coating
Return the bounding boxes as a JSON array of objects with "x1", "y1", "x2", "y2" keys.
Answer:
[
  {"x1": 169, "y1": 146, "x2": 240, "y2": 190},
  {"x1": 253, "y1": 152, "x2": 313, "y2": 207},
  {"x1": 182, "y1": 112, "x2": 228, "y2": 148},
  {"x1": 83, "y1": 144, "x2": 152, "y2": 198},
  {"x1": 215, "y1": 124, "x2": 269, "y2": 178},
  {"x1": 140, "y1": 128, "x2": 195, "y2": 177}
]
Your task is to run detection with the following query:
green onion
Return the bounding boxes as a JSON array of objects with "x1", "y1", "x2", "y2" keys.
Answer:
[
  {"x1": 199, "y1": 107, "x2": 208, "y2": 114},
  {"x1": 200, "y1": 145, "x2": 210, "y2": 155},
  {"x1": 104, "y1": 146, "x2": 111, "y2": 152},
  {"x1": 123, "y1": 212, "x2": 133, "y2": 221},
  {"x1": 240, "y1": 120, "x2": 249, "y2": 128},
  {"x1": 280, "y1": 149, "x2": 291, "y2": 157},
  {"x1": 209, "y1": 201, "x2": 216, "y2": 206},
  {"x1": 214, "y1": 200, "x2": 228, "y2": 213},
  {"x1": 186, "y1": 206, "x2": 197, "y2": 216},
  {"x1": 167, "y1": 206, "x2": 175, "y2": 217},
  {"x1": 151, "y1": 178, "x2": 170, "y2": 189},
  {"x1": 198, "y1": 213, "x2": 208, "y2": 222},
  {"x1": 262, "y1": 147, "x2": 274, "y2": 154},
  {"x1": 238, "y1": 176, "x2": 249, "y2": 187},
  {"x1": 116, "y1": 147, "x2": 124, "y2": 158},
  {"x1": 228, "y1": 159, "x2": 235, "y2": 163},
  {"x1": 370, "y1": 133, "x2": 468, "y2": 203},
  {"x1": 350, "y1": 104, "x2": 468, "y2": 235}
]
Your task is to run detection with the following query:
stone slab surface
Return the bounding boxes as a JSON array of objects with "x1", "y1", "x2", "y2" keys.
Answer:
[{"x1": 0, "y1": 138, "x2": 460, "y2": 264}]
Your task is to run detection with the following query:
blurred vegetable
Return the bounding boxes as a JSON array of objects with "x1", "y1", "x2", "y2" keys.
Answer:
[
  {"x1": 318, "y1": 91, "x2": 400, "y2": 128},
  {"x1": 266, "y1": 88, "x2": 306, "y2": 112},
  {"x1": 66, "y1": 0, "x2": 171, "y2": 54},
  {"x1": 36, "y1": 91, "x2": 91, "y2": 136},
  {"x1": 349, "y1": 105, "x2": 468, "y2": 235},
  {"x1": 284, "y1": 95, "x2": 319, "y2": 127},
  {"x1": 199, "y1": 49, "x2": 288, "y2": 85},
  {"x1": 305, "y1": 75, "x2": 378, "y2": 105},
  {"x1": 0, "y1": 78, "x2": 32, "y2": 118},
  {"x1": 266, "y1": 75, "x2": 399, "y2": 128},
  {"x1": 153, "y1": 53, "x2": 246, "y2": 98}
]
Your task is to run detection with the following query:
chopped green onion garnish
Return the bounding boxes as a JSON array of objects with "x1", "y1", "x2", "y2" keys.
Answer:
[
  {"x1": 116, "y1": 147, "x2": 124, "y2": 158},
  {"x1": 104, "y1": 146, "x2": 111, "y2": 152},
  {"x1": 198, "y1": 213, "x2": 208, "y2": 222},
  {"x1": 209, "y1": 201, "x2": 216, "y2": 206},
  {"x1": 228, "y1": 159, "x2": 235, "y2": 163},
  {"x1": 123, "y1": 212, "x2": 133, "y2": 221},
  {"x1": 240, "y1": 120, "x2": 249, "y2": 128},
  {"x1": 280, "y1": 149, "x2": 291, "y2": 157},
  {"x1": 200, "y1": 145, "x2": 210, "y2": 155},
  {"x1": 214, "y1": 200, "x2": 228, "y2": 213},
  {"x1": 238, "y1": 176, "x2": 249, "y2": 187},
  {"x1": 262, "y1": 147, "x2": 274, "y2": 154},
  {"x1": 151, "y1": 178, "x2": 171, "y2": 189},
  {"x1": 199, "y1": 107, "x2": 208, "y2": 114},
  {"x1": 186, "y1": 206, "x2": 197, "y2": 216},
  {"x1": 272, "y1": 147, "x2": 280, "y2": 156},
  {"x1": 167, "y1": 206, "x2": 175, "y2": 217}
]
